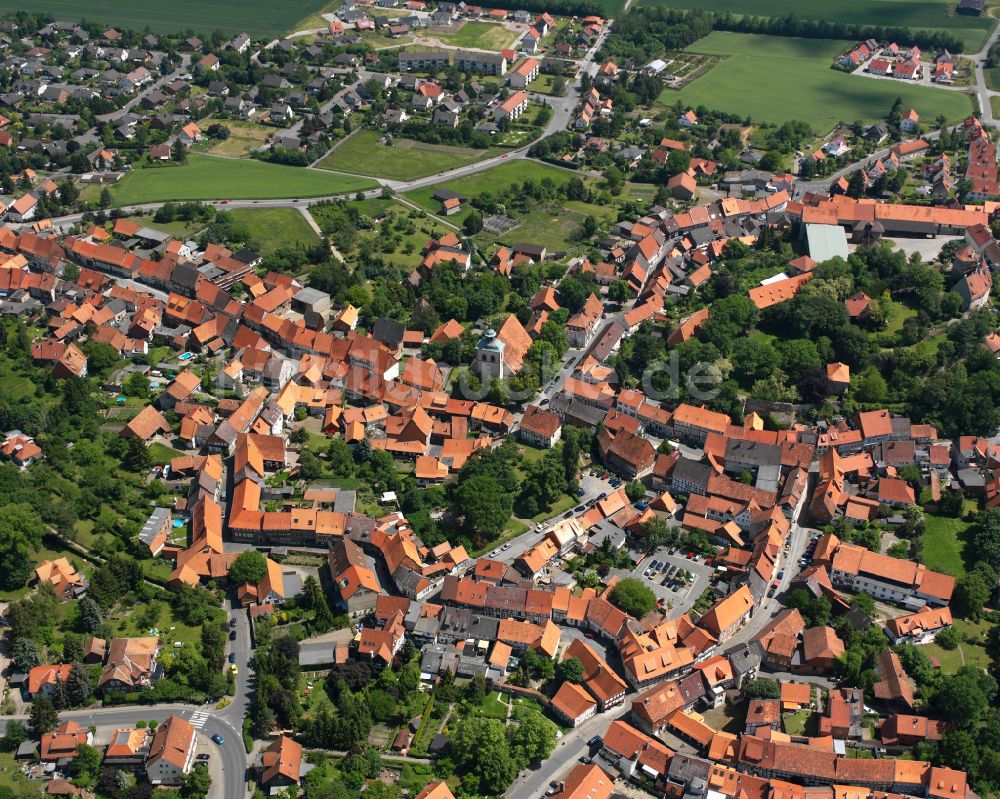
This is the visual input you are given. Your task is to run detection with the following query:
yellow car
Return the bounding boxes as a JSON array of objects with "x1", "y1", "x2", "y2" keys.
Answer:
[{"x1": 229, "y1": 664, "x2": 238, "y2": 676}]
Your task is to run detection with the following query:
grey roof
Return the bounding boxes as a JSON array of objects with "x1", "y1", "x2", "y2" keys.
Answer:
[{"x1": 139, "y1": 507, "x2": 171, "y2": 547}]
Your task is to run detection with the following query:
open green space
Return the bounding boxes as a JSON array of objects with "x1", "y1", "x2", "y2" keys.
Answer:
[
  {"x1": 97, "y1": 154, "x2": 376, "y2": 205},
  {"x1": 637, "y1": 0, "x2": 996, "y2": 52},
  {"x1": 987, "y1": 66, "x2": 1000, "y2": 92},
  {"x1": 127, "y1": 214, "x2": 206, "y2": 240},
  {"x1": 782, "y1": 709, "x2": 816, "y2": 736},
  {"x1": 317, "y1": 130, "x2": 500, "y2": 181},
  {"x1": 198, "y1": 120, "x2": 273, "y2": 158},
  {"x1": 667, "y1": 33, "x2": 974, "y2": 131},
  {"x1": 148, "y1": 442, "x2": 184, "y2": 465},
  {"x1": 430, "y1": 20, "x2": 518, "y2": 49},
  {"x1": 0, "y1": 0, "x2": 329, "y2": 37},
  {"x1": 404, "y1": 159, "x2": 578, "y2": 212},
  {"x1": 924, "y1": 617, "x2": 995, "y2": 672},
  {"x1": 226, "y1": 207, "x2": 320, "y2": 253},
  {"x1": 921, "y1": 510, "x2": 973, "y2": 578}
]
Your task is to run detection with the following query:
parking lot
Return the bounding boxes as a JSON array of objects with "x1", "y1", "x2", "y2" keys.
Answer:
[{"x1": 625, "y1": 545, "x2": 716, "y2": 615}]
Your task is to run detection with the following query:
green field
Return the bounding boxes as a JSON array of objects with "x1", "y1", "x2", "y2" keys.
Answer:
[
  {"x1": 430, "y1": 20, "x2": 518, "y2": 49},
  {"x1": 404, "y1": 159, "x2": 578, "y2": 212},
  {"x1": 100, "y1": 155, "x2": 376, "y2": 205},
  {"x1": 921, "y1": 511, "x2": 973, "y2": 578},
  {"x1": 227, "y1": 207, "x2": 321, "y2": 253},
  {"x1": 987, "y1": 66, "x2": 1000, "y2": 91},
  {"x1": 638, "y1": 0, "x2": 995, "y2": 52},
  {"x1": 0, "y1": 0, "x2": 329, "y2": 37},
  {"x1": 668, "y1": 33, "x2": 974, "y2": 131},
  {"x1": 317, "y1": 130, "x2": 499, "y2": 181},
  {"x1": 924, "y1": 617, "x2": 994, "y2": 672}
]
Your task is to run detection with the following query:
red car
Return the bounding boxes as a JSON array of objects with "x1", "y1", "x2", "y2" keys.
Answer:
[
  {"x1": 584, "y1": 632, "x2": 594, "y2": 639},
  {"x1": 705, "y1": 557, "x2": 714, "y2": 566},
  {"x1": 687, "y1": 552, "x2": 695, "y2": 559}
]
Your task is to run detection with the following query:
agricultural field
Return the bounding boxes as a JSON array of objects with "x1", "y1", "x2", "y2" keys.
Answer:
[
  {"x1": 638, "y1": 0, "x2": 996, "y2": 53},
  {"x1": 226, "y1": 207, "x2": 321, "y2": 253},
  {"x1": 667, "y1": 33, "x2": 973, "y2": 131},
  {"x1": 316, "y1": 130, "x2": 500, "y2": 181},
  {"x1": 93, "y1": 154, "x2": 376, "y2": 205},
  {"x1": 0, "y1": 0, "x2": 329, "y2": 38},
  {"x1": 197, "y1": 120, "x2": 273, "y2": 158},
  {"x1": 427, "y1": 20, "x2": 518, "y2": 49}
]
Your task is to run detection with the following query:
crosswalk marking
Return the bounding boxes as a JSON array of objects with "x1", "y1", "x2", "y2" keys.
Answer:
[{"x1": 189, "y1": 711, "x2": 210, "y2": 729}]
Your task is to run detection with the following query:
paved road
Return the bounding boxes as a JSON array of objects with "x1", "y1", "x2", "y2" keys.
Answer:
[{"x1": 0, "y1": 704, "x2": 247, "y2": 799}]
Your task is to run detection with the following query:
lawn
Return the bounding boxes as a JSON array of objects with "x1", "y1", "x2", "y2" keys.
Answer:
[
  {"x1": 992, "y1": 95, "x2": 1000, "y2": 119},
  {"x1": 430, "y1": 20, "x2": 518, "y2": 49},
  {"x1": 127, "y1": 214, "x2": 206, "y2": 240},
  {"x1": 466, "y1": 691, "x2": 509, "y2": 720},
  {"x1": 316, "y1": 130, "x2": 500, "y2": 181},
  {"x1": 667, "y1": 33, "x2": 974, "y2": 131},
  {"x1": 199, "y1": 120, "x2": 273, "y2": 158},
  {"x1": 987, "y1": 66, "x2": 1000, "y2": 92},
  {"x1": 638, "y1": 0, "x2": 996, "y2": 53},
  {"x1": 924, "y1": 617, "x2": 995, "y2": 673},
  {"x1": 883, "y1": 301, "x2": 917, "y2": 336},
  {"x1": 148, "y1": 442, "x2": 184, "y2": 465},
  {"x1": 921, "y1": 510, "x2": 973, "y2": 578},
  {"x1": 100, "y1": 154, "x2": 376, "y2": 205},
  {"x1": 782, "y1": 709, "x2": 815, "y2": 736},
  {"x1": 0, "y1": 753, "x2": 41, "y2": 797},
  {"x1": 404, "y1": 159, "x2": 577, "y2": 212},
  {"x1": 0, "y1": 0, "x2": 330, "y2": 37},
  {"x1": 226, "y1": 207, "x2": 320, "y2": 253}
]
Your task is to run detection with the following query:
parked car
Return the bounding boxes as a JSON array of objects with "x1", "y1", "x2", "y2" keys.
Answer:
[
  {"x1": 576, "y1": 487, "x2": 585, "y2": 497},
  {"x1": 574, "y1": 505, "x2": 585, "y2": 513},
  {"x1": 587, "y1": 736, "x2": 602, "y2": 746},
  {"x1": 777, "y1": 570, "x2": 784, "y2": 579},
  {"x1": 211, "y1": 734, "x2": 225, "y2": 745},
  {"x1": 229, "y1": 619, "x2": 237, "y2": 628},
  {"x1": 228, "y1": 653, "x2": 236, "y2": 663},
  {"x1": 229, "y1": 630, "x2": 237, "y2": 641}
]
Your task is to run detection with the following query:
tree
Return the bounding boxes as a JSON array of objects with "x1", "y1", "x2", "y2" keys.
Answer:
[
  {"x1": 0, "y1": 503, "x2": 46, "y2": 590},
  {"x1": 463, "y1": 210, "x2": 483, "y2": 236},
  {"x1": 785, "y1": 588, "x2": 831, "y2": 628},
  {"x1": 936, "y1": 730, "x2": 980, "y2": 780},
  {"x1": 66, "y1": 663, "x2": 92, "y2": 706},
  {"x1": 742, "y1": 677, "x2": 780, "y2": 699},
  {"x1": 508, "y1": 712, "x2": 556, "y2": 768},
  {"x1": 180, "y1": 764, "x2": 212, "y2": 799},
  {"x1": 450, "y1": 717, "x2": 516, "y2": 794},
  {"x1": 850, "y1": 592, "x2": 876, "y2": 617},
  {"x1": 625, "y1": 481, "x2": 645, "y2": 502},
  {"x1": 1, "y1": 721, "x2": 27, "y2": 752},
  {"x1": 556, "y1": 657, "x2": 584, "y2": 684},
  {"x1": 454, "y1": 475, "x2": 513, "y2": 538},
  {"x1": 955, "y1": 570, "x2": 992, "y2": 620},
  {"x1": 12, "y1": 637, "x2": 42, "y2": 671},
  {"x1": 609, "y1": 577, "x2": 656, "y2": 617},
  {"x1": 172, "y1": 138, "x2": 188, "y2": 164},
  {"x1": 933, "y1": 670, "x2": 991, "y2": 727},
  {"x1": 123, "y1": 436, "x2": 151, "y2": 473},
  {"x1": 78, "y1": 598, "x2": 103, "y2": 633},
  {"x1": 122, "y1": 371, "x2": 150, "y2": 398},
  {"x1": 935, "y1": 626, "x2": 961, "y2": 650},
  {"x1": 28, "y1": 697, "x2": 59, "y2": 739},
  {"x1": 69, "y1": 743, "x2": 102, "y2": 787},
  {"x1": 228, "y1": 550, "x2": 267, "y2": 586},
  {"x1": 854, "y1": 366, "x2": 888, "y2": 404}
]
